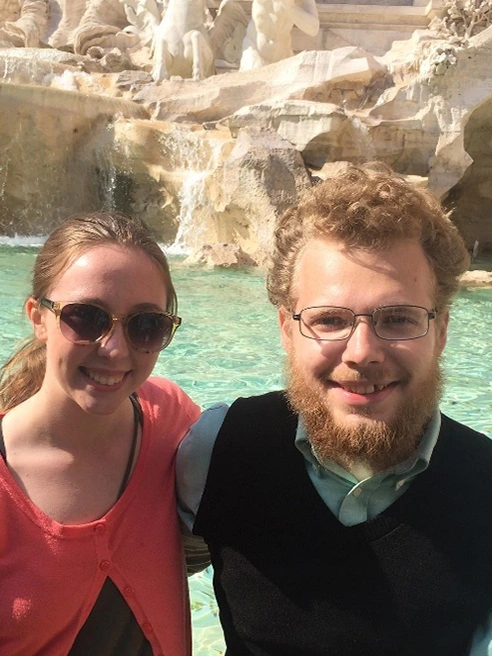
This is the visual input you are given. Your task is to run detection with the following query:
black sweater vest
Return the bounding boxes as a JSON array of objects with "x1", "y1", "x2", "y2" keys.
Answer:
[{"x1": 194, "y1": 391, "x2": 492, "y2": 656}]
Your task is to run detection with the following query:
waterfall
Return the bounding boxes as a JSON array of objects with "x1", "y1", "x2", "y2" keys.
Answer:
[
  {"x1": 93, "y1": 120, "x2": 135, "y2": 214},
  {"x1": 349, "y1": 115, "x2": 375, "y2": 162},
  {"x1": 95, "y1": 151, "x2": 118, "y2": 211},
  {"x1": 169, "y1": 171, "x2": 209, "y2": 255},
  {"x1": 167, "y1": 128, "x2": 225, "y2": 255}
]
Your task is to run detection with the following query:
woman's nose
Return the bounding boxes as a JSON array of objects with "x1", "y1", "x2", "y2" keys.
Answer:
[{"x1": 97, "y1": 320, "x2": 130, "y2": 357}]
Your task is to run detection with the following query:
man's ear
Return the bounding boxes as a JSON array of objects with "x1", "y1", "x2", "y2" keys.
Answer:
[
  {"x1": 436, "y1": 309, "x2": 449, "y2": 355},
  {"x1": 26, "y1": 297, "x2": 48, "y2": 342},
  {"x1": 278, "y1": 307, "x2": 293, "y2": 353}
]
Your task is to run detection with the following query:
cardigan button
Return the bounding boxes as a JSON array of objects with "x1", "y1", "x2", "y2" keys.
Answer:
[
  {"x1": 123, "y1": 586, "x2": 135, "y2": 597},
  {"x1": 94, "y1": 523, "x2": 106, "y2": 535},
  {"x1": 99, "y1": 560, "x2": 111, "y2": 571},
  {"x1": 142, "y1": 622, "x2": 153, "y2": 634}
]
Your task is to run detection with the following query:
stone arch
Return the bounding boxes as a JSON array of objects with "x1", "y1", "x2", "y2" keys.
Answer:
[{"x1": 443, "y1": 98, "x2": 492, "y2": 254}]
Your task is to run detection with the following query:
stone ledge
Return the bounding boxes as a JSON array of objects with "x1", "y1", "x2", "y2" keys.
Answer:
[
  {"x1": 317, "y1": 1, "x2": 441, "y2": 26},
  {"x1": 207, "y1": 0, "x2": 442, "y2": 26},
  {"x1": 460, "y1": 271, "x2": 492, "y2": 288}
]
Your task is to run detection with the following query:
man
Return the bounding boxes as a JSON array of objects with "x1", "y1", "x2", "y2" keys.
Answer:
[{"x1": 177, "y1": 164, "x2": 492, "y2": 655}]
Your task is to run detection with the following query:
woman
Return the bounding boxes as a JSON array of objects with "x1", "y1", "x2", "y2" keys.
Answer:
[{"x1": 0, "y1": 212, "x2": 201, "y2": 655}]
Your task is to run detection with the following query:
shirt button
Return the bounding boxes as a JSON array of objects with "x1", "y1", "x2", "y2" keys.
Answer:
[
  {"x1": 352, "y1": 488, "x2": 362, "y2": 498},
  {"x1": 142, "y1": 622, "x2": 153, "y2": 634},
  {"x1": 123, "y1": 586, "x2": 135, "y2": 597},
  {"x1": 94, "y1": 523, "x2": 106, "y2": 535},
  {"x1": 99, "y1": 560, "x2": 111, "y2": 571}
]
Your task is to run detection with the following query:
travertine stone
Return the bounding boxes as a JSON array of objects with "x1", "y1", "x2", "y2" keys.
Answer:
[{"x1": 0, "y1": 1, "x2": 492, "y2": 258}]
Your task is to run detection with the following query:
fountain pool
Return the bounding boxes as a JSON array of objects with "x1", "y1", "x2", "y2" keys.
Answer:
[{"x1": 0, "y1": 244, "x2": 491, "y2": 654}]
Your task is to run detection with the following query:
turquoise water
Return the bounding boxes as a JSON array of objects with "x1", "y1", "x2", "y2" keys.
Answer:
[{"x1": 1, "y1": 245, "x2": 491, "y2": 654}]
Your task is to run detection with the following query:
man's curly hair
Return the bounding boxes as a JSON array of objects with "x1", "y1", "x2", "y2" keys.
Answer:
[{"x1": 266, "y1": 163, "x2": 469, "y2": 312}]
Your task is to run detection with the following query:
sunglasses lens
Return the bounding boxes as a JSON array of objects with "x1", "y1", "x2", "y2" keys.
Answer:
[
  {"x1": 60, "y1": 304, "x2": 111, "y2": 343},
  {"x1": 127, "y1": 313, "x2": 174, "y2": 352}
]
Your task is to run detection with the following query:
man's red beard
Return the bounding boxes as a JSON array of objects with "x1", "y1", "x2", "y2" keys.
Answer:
[{"x1": 285, "y1": 353, "x2": 443, "y2": 473}]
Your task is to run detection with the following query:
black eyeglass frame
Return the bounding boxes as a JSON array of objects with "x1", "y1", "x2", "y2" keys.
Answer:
[
  {"x1": 38, "y1": 297, "x2": 181, "y2": 352},
  {"x1": 292, "y1": 305, "x2": 437, "y2": 342}
]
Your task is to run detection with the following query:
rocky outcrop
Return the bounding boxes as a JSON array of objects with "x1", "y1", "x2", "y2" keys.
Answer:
[
  {"x1": 204, "y1": 128, "x2": 312, "y2": 258},
  {"x1": 135, "y1": 47, "x2": 388, "y2": 122},
  {"x1": 184, "y1": 243, "x2": 257, "y2": 267},
  {"x1": 0, "y1": 2, "x2": 491, "y2": 260},
  {"x1": 0, "y1": 79, "x2": 149, "y2": 235},
  {"x1": 460, "y1": 270, "x2": 492, "y2": 288}
]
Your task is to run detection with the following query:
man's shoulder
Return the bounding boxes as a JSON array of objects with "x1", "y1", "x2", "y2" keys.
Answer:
[
  {"x1": 216, "y1": 390, "x2": 299, "y2": 455},
  {"x1": 438, "y1": 412, "x2": 492, "y2": 473},
  {"x1": 229, "y1": 389, "x2": 291, "y2": 413},
  {"x1": 440, "y1": 413, "x2": 491, "y2": 444},
  {"x1": 224, "y1": 390, "x2": 297, "y2": 434},
  {"x1": 180, "y1": 392, "x2": 296, "y2": 465}
]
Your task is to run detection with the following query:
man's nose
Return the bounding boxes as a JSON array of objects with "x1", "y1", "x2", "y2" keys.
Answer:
[{"x1": 341, "y1": 316, "x2": 385, "y2": 366}]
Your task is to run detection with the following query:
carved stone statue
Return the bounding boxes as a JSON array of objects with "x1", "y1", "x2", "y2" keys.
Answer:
[
  {"x1": 240, "y1": 0, "x2": 320, "y2": 70},
  {"x1": 48, "y1": 0, "x2": 86, "y2": 48},
  {"x1": 150, "y1": 0, "x2": 214, "y2": 81},
  {"x1": 48, "y1": 0, "x2": 137, "y2": 55},
  {"x1": 430, "y1": 0, "x2": 492, "y2": 44},
  {"x1": 0, "y1": 0, "x2": 48, "y2": 47},
  {"x1": 209, "y1": 0, "x2": 249, "y2": 67},
  {"x1": 124, "y1": 0, "x2": 246, "y2": 81}
]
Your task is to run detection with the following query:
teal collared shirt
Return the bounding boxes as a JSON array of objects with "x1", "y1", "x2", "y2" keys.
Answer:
[
  {"x1": 294, "y1": 410, "x2": 440, "y2": 526},
  {"x1": 176, "y1": 405, "x2": 491, "y2": 656}
]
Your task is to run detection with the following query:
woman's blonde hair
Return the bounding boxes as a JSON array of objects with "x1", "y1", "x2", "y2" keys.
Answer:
[
  {"x1": 267, "y1": 163, "x2": 470, "y2": 311},
  {"x1": 0, "y1": 212, "x2": 176, "y2": 411}
]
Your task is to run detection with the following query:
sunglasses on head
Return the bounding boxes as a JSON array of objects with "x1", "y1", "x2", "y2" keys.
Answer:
[{"x1": 39, "y1": 298, "x2": 181, "y2": 353}]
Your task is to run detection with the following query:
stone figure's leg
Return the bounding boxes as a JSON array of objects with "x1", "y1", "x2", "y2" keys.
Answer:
[
  {"x1": 152, "y1": 36, "x2": 170, "y2": 81},
  {"x1": 239, "y1": 22, "x2": 264, "y2": 70},
  {"x1": 49, "y1": 0, "x2": 87, "y2": 47},
  {"x1": 188, "y1": 29, "x2": 214, "y2": 80}
]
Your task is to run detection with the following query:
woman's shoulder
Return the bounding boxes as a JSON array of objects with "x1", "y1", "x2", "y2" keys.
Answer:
[
  {"x1": 137, "y1": 377, "x2": 200, "y2": 427},
  {"x1": 139, "y1": 376, "x2": 184, "y2": 397}
]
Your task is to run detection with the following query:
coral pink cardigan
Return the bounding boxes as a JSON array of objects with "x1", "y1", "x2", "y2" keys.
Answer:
[{"x1": 0, "y1": 377, "x2": 200, "y2": 656}]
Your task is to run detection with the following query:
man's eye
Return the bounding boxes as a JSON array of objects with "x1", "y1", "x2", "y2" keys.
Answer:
[
  {"x1": 379, "y1": 312, "x2": 419, "y2": 327},
  {"x1": 377, "y1": 311, "x2": 422, "y2": 329},
  {"x1": 311, "y1": 314, "x2": 348, "y2": 329},
  {"x1": 383, "y1": 315, "x2": 412, "y2": 324}
]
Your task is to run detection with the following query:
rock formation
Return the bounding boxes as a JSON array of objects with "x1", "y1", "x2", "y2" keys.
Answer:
[{"x1": 0, "y1": 0, "x2": 491, "y2": 264}]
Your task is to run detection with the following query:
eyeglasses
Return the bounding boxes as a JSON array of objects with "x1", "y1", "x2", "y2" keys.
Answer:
[
  {"x1": 292, "y1": 305, "x2": 436, "y2": 342},
  {"x1": 39, "y1": 298, "x2": 181, "y2": 353}
]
